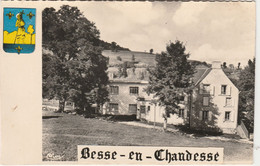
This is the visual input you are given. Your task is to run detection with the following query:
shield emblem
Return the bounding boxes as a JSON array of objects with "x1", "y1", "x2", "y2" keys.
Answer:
[{"x1": 3, "y1": 8, "x2": 36, "y2": 54}]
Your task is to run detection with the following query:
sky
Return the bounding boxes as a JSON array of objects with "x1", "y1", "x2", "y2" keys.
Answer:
[{"x1": 45, "y1": 1, "x2": 255, "y2": 67}]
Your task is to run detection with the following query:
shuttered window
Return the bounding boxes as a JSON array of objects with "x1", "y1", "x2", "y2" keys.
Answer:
[{"x1": 221, "y1": 85, "x2": 227, "y2": 95}]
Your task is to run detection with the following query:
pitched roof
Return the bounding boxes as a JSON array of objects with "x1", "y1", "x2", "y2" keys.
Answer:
[{"x1": 192, "y1": 67, "x2": 212, "y2": 86}]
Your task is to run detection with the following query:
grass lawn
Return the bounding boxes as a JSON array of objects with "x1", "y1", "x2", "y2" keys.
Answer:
[{"x1": 42, "y1": 111, "x2": 253, "y2": 163}]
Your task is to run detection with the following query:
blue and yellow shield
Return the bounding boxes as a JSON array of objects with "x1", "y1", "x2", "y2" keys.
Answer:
[{"x1": 3, "y1": 8, "x2": 36, "y2": 54}]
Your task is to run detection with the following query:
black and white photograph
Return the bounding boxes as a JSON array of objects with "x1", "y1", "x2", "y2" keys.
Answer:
[{"x1": 31, "y1": 0, "x2": 257, "y2": 164}]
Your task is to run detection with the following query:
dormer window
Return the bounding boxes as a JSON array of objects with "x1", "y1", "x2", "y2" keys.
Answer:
[{"x1": 221, "y1": 85, "x2": 227, "y2": 95}]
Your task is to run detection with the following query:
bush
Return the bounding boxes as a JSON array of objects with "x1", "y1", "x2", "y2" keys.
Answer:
[{"x1": 117, "y1": 56, "x2": 122, "y2": 61}]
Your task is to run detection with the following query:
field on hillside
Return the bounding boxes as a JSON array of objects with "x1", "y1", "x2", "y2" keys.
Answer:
[
  {"x1": 43, "y1": 111, "x2": 253, "y2": 163},
  {"x1": 102, "y1": 50, "x2": 157, "y2": 66}
]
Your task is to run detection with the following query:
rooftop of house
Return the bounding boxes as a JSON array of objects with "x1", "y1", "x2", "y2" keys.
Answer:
[{"x1": 193, "y1": 67, "x2": 212, "y2": 86}]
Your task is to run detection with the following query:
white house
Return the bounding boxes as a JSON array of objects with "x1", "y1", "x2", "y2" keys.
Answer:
[
  {"x1": 102, "y1": 50, "x2": 239, "y2": 134},
  {"x1": 189, "y1": 61, "x2": 239, "y2": 133}
]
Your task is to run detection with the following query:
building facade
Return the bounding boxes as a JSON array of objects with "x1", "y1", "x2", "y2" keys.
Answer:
[
  {"x1": 189, "y1": 61, "x2": 239, "y2": 133},
  {"x1": 102, "y1": 50, "x2": 239, "y2": 133}
]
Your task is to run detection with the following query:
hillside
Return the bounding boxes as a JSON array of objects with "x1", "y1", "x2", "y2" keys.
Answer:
[
  {"x1": 99, "y1": 40, "x2": 130, "y2": 51},
  {"x1": 102, "y1": 50, "x2": 156, "y2": 67},
  {"x1": 102, "y1": 50, "x2": 240, "y2": 86}
]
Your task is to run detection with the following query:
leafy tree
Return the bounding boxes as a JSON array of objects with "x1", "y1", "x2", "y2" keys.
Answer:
[
  {"x1": 222, "y1": 62, "x2": 227, "y2": 69},
  {"x1": 122, "y1": 62, "x2": 128, "y2": 78},
  {"x1": 99, "y1": 40, "x2": 130, "y2": 51},
  {"x1": 42, "y1": 5, "x2": 109, "y2": 112},
  {"x1": 150, "y1": 49, "x2": 154, "y2": 54},
  {"x1": 117, "y1": 56, "x2": 122, "y2": 61},
  {"x1": 229, "y1": 64, "x2": 234, "y2": 70},
  {"x1": 237, "y1": 58, "x2": 255, "y2": 132},
  {"x1": 238, "y1": 62, "x2": 241, "y2": 69},
  {"x1": 146, "y1": 40, "x2": 195, "y2": 130},
  {"x1": 111, "y1": 41, "x2": 118, "y2": 52},
  {"x1": 132, "y1": 65, "x2": 136, "y2": 75},
  {"x1": 117, "y1": 65, "x2": 123, "y2": 77}
]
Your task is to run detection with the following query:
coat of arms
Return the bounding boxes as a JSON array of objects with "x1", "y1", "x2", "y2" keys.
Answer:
[{"x1": 3, "y1": 8, "x2": 36, "y2": 54}]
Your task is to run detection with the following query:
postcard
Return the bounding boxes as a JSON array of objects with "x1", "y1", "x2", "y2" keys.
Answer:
[{"x1": 0, "y1": 0, "x2": 257, "y2": 165}]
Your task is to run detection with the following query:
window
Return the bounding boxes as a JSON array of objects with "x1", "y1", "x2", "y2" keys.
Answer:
[
  {"x1": 225, "y1": 97, "x2": 231, "y2": 106},
  {"x1": 178, "y1": 109, "x2": 184, "y2": 118},
  {"x1": 225, "y1": 97, "x2": 232, "y2": 106},
  {"x1": 140, "y1": 105, "x2": 146, "y2": 113},
  {"x1": 225, "y1": 111, "x2": 231, "y2": 121},
  {"x1": 202, "y1": 111, "x2": 209, "y2": 120},
  {"x1": 129, "y1": 104, "x2": 137, "y2": 114},
  {"x1": 147, "y1": 106, "x2": 151, "y2": 112},
  {"x1": 110, "y1": 86, "x2": 119, "y2": 95},
  {"x1": 130, "y1": 87, "x2": 139, "y2": 95},
  {"x1": 138, "y1": 97, "x2": 145, "y2": 101},
  {"x1": 203, "y1": 97, "x2": 209, "y2": 106},
  {"x1": 221, "y1": 85, "x2": 227, "y2": 95},
  {"x1": 179, "y1": 96, "x2": 185, "y2": 103},
  {"x1": 202, "y1": 84, "x2": 211, "y2": 94},
  {"x1": 65, "y1": 102, "x2": 74, "y2": 107},
  {"x1": 109, "y1": 103, "x2": 119, "y2": 112}
]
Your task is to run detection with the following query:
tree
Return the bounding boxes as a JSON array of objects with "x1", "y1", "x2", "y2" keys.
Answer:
[
  {"x1": 238, "y1": 62, "x2": 241, "y2": 69},
  {"x1": 222, "y1": 62, "x2": 227, "y2": 69},
  {"x1": 229, "y1": 64, "x2": 234, "y2": 70},
  {"x1": 146, "y1": 40, "x2": 195, "y2": 130},
  {"x1": 117, "y1": 56, "x2": 122, "y2": 61},
  {"x1": 42, "y1": 5, "x2": 109, "y2": 112},
  {"x1": 111, "y1": 41, "x2": 118, "y2": 52},
  {"x1": 122, "y1": 62, "x2": 128, "y2": 78},
  {"x1": 132, "y1": 65, "x2": 136, "y2": 75},
  {"x1": 131, "y1": 54, "x2": 135, "y2": 62},
  {"x1": 150, "y1": 49, "x2": 153, "y2": 54},
  {"x1": 237, "y1": 58, "x2": 255, "y2": 132}
]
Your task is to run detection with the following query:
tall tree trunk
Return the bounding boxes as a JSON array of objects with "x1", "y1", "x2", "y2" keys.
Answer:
[
  {"x1": 163, "y1": 117, "x2": 167, "y2": 131},
  {"x1": 59, "y1": 99, "x2": 66, "y2": 112}
]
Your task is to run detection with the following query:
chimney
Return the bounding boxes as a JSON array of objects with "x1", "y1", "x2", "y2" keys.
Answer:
[{"x1": 212, "y1": 61, "x2": 222, "y2": 69}]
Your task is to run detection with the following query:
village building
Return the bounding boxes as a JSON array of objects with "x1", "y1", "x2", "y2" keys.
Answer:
[{"x1": 102, "y1": 50, "x2": 239, "y2": 134}]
